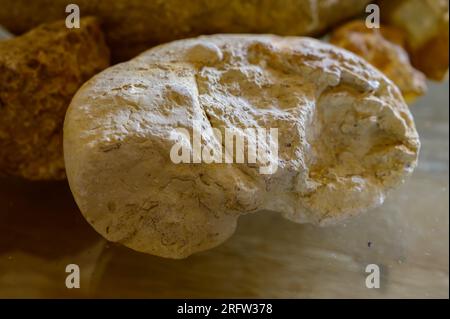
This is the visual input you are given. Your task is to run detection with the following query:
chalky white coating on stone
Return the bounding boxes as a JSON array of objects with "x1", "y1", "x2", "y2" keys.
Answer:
[{"x1": 64, "y1": 35, "x2": 420, "y2": 258}]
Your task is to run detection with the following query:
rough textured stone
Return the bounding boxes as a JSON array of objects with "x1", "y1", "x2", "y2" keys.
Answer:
[
  {"x1": 0, "y1": 18, "x2": 110, "y2": 180},
  {"x1": 64, "y1": 35, "x2": 420, "y2": 258}
]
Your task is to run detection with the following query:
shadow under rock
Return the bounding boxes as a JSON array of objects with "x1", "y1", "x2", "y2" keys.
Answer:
[{"x1": 0, "y1": 176, "x2": 102, "y2": 259}]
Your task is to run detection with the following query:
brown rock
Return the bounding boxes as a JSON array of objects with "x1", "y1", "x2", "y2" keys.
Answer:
[
  {"x1": 0, "y1": 0, "x2": 371, "y2": 62},
  {"x1": 379, "y1": 0, "x2": 449, "y2": 81},
  {"x1": 330, "y1": 20, "x2": 427, "y2": 103},
  {"x1": 0, "y1": 17, "x2": 110, "y2": 180}
]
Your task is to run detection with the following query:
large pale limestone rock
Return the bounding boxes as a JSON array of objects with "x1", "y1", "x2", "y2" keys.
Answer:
[{"x1": 64, "y1": 35, "x2": 420, "y2": 258}]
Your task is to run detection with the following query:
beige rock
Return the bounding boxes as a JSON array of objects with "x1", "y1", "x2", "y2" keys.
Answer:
[{"x1": 64, "y1": 35, "x2": 420, "y2": 258}]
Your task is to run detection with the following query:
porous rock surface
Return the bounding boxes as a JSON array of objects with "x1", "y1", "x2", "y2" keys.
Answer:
[
  {"x1": 0, "y1": 17, "x2": 110, "y2": 180},
  {"x1": 64, "y1": 35, "x2": 420, "y2": 258}
]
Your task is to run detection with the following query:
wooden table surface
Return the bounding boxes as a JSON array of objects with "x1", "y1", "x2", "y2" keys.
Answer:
[{"x1": 0, "y1": 77, "x2": 448, "y2": 298}]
